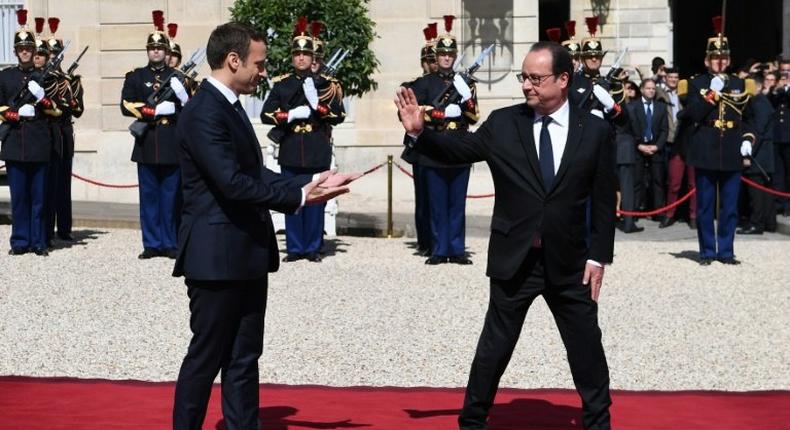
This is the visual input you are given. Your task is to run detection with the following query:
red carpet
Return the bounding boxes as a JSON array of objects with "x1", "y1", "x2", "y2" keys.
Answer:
[{"x1": 1, "y1": 376, "x2": 787, "y2": 429}]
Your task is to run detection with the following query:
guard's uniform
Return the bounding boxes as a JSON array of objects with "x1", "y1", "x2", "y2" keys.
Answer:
[
  {"x1": 0, "y1": 10, "x2": 60, "y2": 254},
  {"x1": 682, "y1": 18, "x2": 756, "y2": 263},
  {"x1": 400, "y1": 24, "x2": 438, "y2": 255},
  {"x1": 409, "y1": 15, "x2": 480, "y2": 262},
  {"x1": 260, "y1": 19, "x2": 345, "y2": 259},
  {"x1": 120, "y1": 14, "x2": 184, "y2": 257}
]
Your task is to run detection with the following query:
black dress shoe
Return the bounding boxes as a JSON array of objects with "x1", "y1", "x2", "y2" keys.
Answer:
[
  {"x1": 699, "y1": 258, "x2": 714, "y2": 266},
  {"x1": 33, "y1": 248, "x2": 49, "y2": 256},
  {"x1": 688, "y1": 219, "x2": 697, "y2": 230},
  {"x1": 138, "y1": 248, "x2": 159, "y2": 259},
  {"x1": 8, "y1": 247, "x2": 28, "y2": 255},
  {"x1": 57, "y1": 234, "x2": 74, "y2": 242},
  {"x1": 718, "y1": 257, "x2": 741, "y2": 265},
  {"x1": 736, "y1": 225, "x2": 763, "y2": 235},
  {"x1": 165, "y1": 248, "x2": 178, "y2": 259},
  {"x1": 425, "y1": 256, "x2": 448, "y2": 265},
  {"x1": 659, "y1": 218, "x2": 676, "y2": 229},
  {"x1": 282, "y1": 253, "x2": 302, "y2": 262},
  {"x1": 623, "y1": 225, "x2": 644, "y2": 233},
  {"x1": 418, "y1": 248, "x2": 433, "y2": 257},
  {"x1": 306, "y1": 253, "x2": 322, "y2": 262},
  {"x1": 449, "y1": 256, "x2": 473, "y2": 265}
]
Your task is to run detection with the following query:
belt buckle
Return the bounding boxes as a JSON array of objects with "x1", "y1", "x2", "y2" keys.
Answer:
[{"x1": 447, "y1": 121, "x2": 458, "y2": 130}]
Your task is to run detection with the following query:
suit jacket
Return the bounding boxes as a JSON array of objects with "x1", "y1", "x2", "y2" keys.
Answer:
[
  {"x1": 173, "y1": 80, "x2": 312, "y2": 281},
  {"x1": 627, "y1": 98, "x2": 669, "y2": 154},
  {"x1": 414, "y1": 102, "x2": 616, "y2": 285},
  {"x1": 747, "y1": 93, "x2": 775, "y2": 175}
]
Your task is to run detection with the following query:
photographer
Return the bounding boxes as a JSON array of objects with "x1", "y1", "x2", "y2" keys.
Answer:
[{"x1": 770, "y1": 59, "x2": 790, "y2": 216}]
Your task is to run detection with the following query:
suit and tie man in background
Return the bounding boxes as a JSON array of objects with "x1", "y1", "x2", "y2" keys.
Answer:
[
  {"x1": 628, "y1": 78, "x2": 669, "y2": 224},
  {"x1": 171, "y1": 22, "x2": 355, "y2": 430},
  {"x1": 396, "y1": 41, "x2": 616, "y2": 430}
]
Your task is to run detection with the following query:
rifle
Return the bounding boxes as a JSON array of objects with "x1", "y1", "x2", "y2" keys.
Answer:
[
  {"x1": 0, "y1": 41, "x2": 71, "y2": 141},
  {"x1": 66, "y1": 45, "x2": 89, "y2": 76},
  {"x1": 430, "y1": 44, "x2": 494, "y2": 109},
  {"x1": 128, "y1": 47, "x2": 207, "y2": 139},
  {"x1": 577, "y1": 46, "x2": 628, "y2": 110},
  {"x1": 320, "y1": 48, "x2": 350, "y2": 77}
]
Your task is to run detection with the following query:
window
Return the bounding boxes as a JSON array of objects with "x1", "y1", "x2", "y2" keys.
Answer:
[
  {"x1": 460, "y1": 0, "x2": 514, "y2": 90},
  {"x1": 0, "y1": 1, "x2": 23, "y2": 67}
]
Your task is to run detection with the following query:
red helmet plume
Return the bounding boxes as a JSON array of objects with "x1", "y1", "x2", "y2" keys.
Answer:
[
  {"x1": 565, "y1": 20, "x2": 576, "y2": 38},
  {"x1": 585, "y1": 16, "x2": 599, "y2": 36},
  {"x1": 167, "y1": 23, "x2": 178, "y2": 39},
  {"x1": 294, "y1": 16, "x2": 308, "y2": 35},
  {"x1": 310, "y1": 21, "x2": 323, "y2": 38},
  {"x1": 16, "y1": 9, "x2": 28, "y2": 27},
  {"x1": 712, "y1": 16, "x2": 723, "y2": 35},
  {"x1": 443, "y1": 15, "x2": 455, "y2": 33},
  {"x1": 152, "y1": 10, "x2": 164, "y2": 31},
  {"x1": 428, "y1": 22, "x2": 438, "y2": 39},
  {"x1": 546, "y1": 27, "x2": 562, "y2": 43},
  {"x1": 48, "y1": 17, "x2": 60, "y2": 35},
  {"x1": 34, "y1": 17, "x2": 45, "y2": 34}
]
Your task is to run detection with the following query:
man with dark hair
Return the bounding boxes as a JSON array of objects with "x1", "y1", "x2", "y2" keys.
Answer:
[
  {"x1": 629, "y1": 78, "x2": 668, "y2": 222},
  {"x1": 652, "y1": 56, "x2": 666, "y2": 87},
  {"x1": 121, "y1": 10, "x2": 190, "y2": 260},
  {"x1": 396, "y1": 40, "x2": 616, "y2": 430},
  {"x1": 172, "y1": 21, "x2": 356, "y2": 429}
]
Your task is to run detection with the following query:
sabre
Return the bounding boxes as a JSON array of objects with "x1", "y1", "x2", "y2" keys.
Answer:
[
  {"x1": 325, "y1": 49, "x2": 342, "y2": 69},
  {"x1": 66, "y1": 45, "x2": 89, "y2": 75},
  {"x1": 331, "y1": 49, "x2": 350, "y2": 69}
]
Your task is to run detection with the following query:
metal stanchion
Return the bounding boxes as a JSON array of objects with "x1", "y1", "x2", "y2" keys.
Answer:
[{"x1": 387, "y1": 155, "x2": 393, "y2": 238}]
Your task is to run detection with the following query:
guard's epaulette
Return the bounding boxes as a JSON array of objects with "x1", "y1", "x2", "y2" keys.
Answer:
[
  {"x1": 677, "y1": 79, "x2": 688, "y2": 97},
  {"x1": 319, "y1": 73, "x2": 339, "y2": 83},
  {"x1": 745, "y1": 78, "x2": 757, "y2": 96},
  {"x1": 271, "y1": 73, "x2": 291, "y2": 83}
]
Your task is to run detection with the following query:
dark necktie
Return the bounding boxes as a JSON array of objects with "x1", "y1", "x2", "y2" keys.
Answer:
[
  {"x1": 233, "y1": 100, "x2": 262, "y2": 163},
  {"x1": 539, "y1": 115, "x2": 554, "y2": 189},
  {"x1": 644, "y1": 101, "x2": 653, "y2": 142}
]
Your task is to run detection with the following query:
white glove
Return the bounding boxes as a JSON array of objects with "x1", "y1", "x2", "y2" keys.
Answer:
[
  {"x1": 154, "y1": 101, "x2": 176, "y2": 116},
  {"x1": 287, "y1": 105, "x2": 311, "y2": 123},
  {"x1": 590, "y1": 109, "x2": 604, "y2": 119},
  {"x1": 740, "y1": 141, "x2": 752, "y2": 157},
  {"x1": 453, "y1": 74, "x2": 472, "y2": 103},
  {"x1": 27, "y1": 80, "x2": 45, "y2": 102},
  {"x1": 302, "y1": 77, "x2": 319, "y2": 110},
  {"x1": 710, "y1": 75, "x2": 725, "y2": 93},
  {"x1": 444, "y1": 103, "x2": 462, "y2": 118},
  {"x1": 592, "y1": 85, "x2": 616, "y2": 111},
  {"x1": 18, "y1": 104, "x2": 35, "y2": 117},
  {"x1": 170, "y1": 77, "x2": 189, "y2": 105}
]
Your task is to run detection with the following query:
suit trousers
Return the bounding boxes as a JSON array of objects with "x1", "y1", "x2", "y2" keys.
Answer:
[
  {"x1": 173, "y1": 278, "x2": 268, "y2": 430},
  {"x1": 412, "y1": 163, "x2": 432, "y2": 251},
  {"x1": 458, "y1": 248, "x2": 611, "y2": 430},
  {"x1": 744, "y1": 173, "x2": 777, "y2": 231},
  {"x1": 425, "y1": 166, "x2": 470, "y2": 257},
  {"x1": 46, "y1": 153, "x2": 73, "y2": 242},
  {"x1": 695, "y1": 169, "x2": 741, "y2": 259},
  {"x1": 281, "y1": 166, "x2": 325, "y2": 255},
  {"x1": 7, "y1": 161, "x2": 48, "y2": 251},
  {"x1": 775, "y1": 142, "x2": 790, "y2": 212},
  {"x1": 137, "y1": 163, "x2": 180, "y2": 251},
  {"x1": 665, "y1": 153, "x2": 696, "y2": 220},
  {"x1": 634, "y1": 153, "x2": 666, "y2": 213},
  {"x1": 617, "y1": 163, "x2": 637, "y2": 229}
]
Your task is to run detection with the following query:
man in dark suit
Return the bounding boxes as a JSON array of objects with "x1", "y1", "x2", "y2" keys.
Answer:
[
  {"x1": 628, "y1": 78, "x2": 668, "y2": 223},
  {"x1": 396, "y1": 41, "x2": 616, "y2": 430},
  {"x1": 171, "y1": 23, "x2": 354, "y2": 430}
]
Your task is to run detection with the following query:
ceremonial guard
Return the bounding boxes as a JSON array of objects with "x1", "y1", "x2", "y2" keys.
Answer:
[
  {"x1": 167, "y1": 23, "x2": 182, "y2": 68},
  {"x1": 0, "y1": 9, "x2": 59, "y2": 255},
  {"x1": 682, "y1": 16, "x2": 756, "y2": 265},
  {"x1": 561, "y1": 20, "x2": 581, "y2": 73},
  {"x1": 261, "y1": 16, "x2": 346, "y2": 262},
  {"x1": 310, "y1": 21, "x2": 326, "y2": 74},
  {"x1": 44, "y1": 17, "x2": 82, "y2": 243},
  {"x1": 407, "y1": 15, "x2": 479, "y2": 265},
  {"x1": 121, "y1": 10, "x2": 190, "y2": 259},
  {"x1": 569, "y1": 17, "x2": 627, "y2": 124},
  {"x1": 400, "y1": 24, "x2": 438, "y2": 256}
]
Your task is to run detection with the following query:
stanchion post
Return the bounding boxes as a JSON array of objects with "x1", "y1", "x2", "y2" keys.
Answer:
[{"x1": 387, "y1": 155, "x2": 393, "y2": 238}]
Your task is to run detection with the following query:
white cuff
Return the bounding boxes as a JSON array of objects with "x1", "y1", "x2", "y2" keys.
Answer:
[
  {"x1": 297, "y1": 174, "x2": 321, "y2": 212},
  {"x1": 586, "y1": 259, "x2": 603, "y2": 268}
]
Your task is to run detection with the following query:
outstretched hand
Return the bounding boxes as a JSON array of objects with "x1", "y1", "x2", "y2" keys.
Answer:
[
  {"x1": 394, "y1": 87, "x2": 425, "y2": 136},
  {"x1": 303, "y1": 172, "x2": 351, "y2": 205}
]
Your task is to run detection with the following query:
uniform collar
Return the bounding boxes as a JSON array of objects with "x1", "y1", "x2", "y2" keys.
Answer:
[{"x1": 148, "y1": 62, "x2": 166, "y2": 73}]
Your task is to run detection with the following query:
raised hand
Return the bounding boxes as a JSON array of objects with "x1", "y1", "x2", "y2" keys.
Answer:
[
  {"x1": 321, "y1": 171, "x2": 363, "y2": 188},
  {"x1": 394, "y1": 87, "x2": 425, "y2": 136}
]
